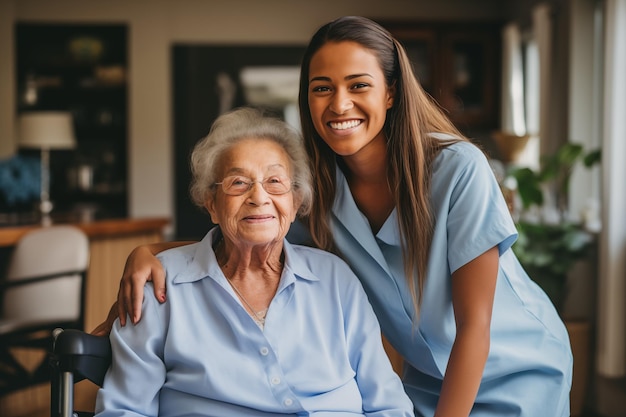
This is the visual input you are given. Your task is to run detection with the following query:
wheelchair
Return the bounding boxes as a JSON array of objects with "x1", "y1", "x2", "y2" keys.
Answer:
[{"x1": 50, "y1": 328, "x2": 111, "y2": 417}]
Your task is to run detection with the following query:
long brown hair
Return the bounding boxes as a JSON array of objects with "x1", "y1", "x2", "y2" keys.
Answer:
[{"x1": 298, "y1": 16, "x2": 467, "y2": 312}]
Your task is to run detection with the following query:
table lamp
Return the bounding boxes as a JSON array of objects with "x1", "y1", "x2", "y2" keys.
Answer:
[{"x1": 18, "y1": 111, "x2": 76, "y2": 219}]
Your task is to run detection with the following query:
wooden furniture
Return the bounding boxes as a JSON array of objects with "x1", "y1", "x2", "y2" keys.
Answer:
[
  {"x1": 379, "y1": 20, "x2": 502, "y2": 135},
  {"x1": 0, "y1": 216, "x2": 169, "y2": 417}
]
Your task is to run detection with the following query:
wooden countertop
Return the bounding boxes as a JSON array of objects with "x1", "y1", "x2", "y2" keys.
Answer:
[{"x1": 0, "y1": 216, "x2": 170, "y2": 247}]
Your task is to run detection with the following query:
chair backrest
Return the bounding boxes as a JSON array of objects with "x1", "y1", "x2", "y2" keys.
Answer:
[{"x1": 1, "y1": 225, "x2": 90, "y2": 328}]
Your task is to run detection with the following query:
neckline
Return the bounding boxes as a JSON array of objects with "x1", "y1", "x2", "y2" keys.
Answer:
[{"x1": 226, "y1": 277, "x2": 268, "y2": 329}]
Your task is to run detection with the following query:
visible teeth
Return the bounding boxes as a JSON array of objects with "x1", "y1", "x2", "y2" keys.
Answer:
[{"x1": 329, "y1": 120, "x2": 360, "y2": 130}]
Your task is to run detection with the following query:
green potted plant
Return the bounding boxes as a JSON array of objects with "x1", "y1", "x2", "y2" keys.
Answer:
[
  {"x1": 512, "y1": 220, "x2": 594, "y2": 311},
  {"x1": 507, "y1": 142, "x2": 601, "y2": 311}
]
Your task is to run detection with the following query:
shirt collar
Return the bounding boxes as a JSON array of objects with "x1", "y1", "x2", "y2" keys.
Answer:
[{"x1": 171, "y1": 227, "x2": 319, "y2": 286}]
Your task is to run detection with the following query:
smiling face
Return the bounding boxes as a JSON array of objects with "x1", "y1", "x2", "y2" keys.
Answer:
[
  {"x1": 307, "y1": 41, "x2": 395, "y2": 158},
  {"x1": 206, "y1": 138, "x2": 299, "y2": 249}
]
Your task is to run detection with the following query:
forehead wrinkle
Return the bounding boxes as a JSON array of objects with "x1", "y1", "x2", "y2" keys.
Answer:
[{"x1": 223, "y1": 163, "x2": 288, "y2": 177}]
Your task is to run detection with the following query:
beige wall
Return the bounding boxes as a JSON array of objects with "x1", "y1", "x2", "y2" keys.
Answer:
[
  {"x1": 0, "y1": 0, "x2": 504, "y2": 224},
  {"x1": 0, "y1": 0, "x2": 15, "y2": 158}
]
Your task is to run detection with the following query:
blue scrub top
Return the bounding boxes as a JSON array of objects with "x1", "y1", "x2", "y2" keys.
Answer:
[{"x1": 323, "y1": 141, "x2": 572, "y2": 417}]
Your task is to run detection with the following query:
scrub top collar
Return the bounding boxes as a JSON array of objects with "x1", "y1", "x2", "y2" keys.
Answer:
[
  {"x1": 376, "y1": 209, "x2": 400, "y2": 246},
  {"x1": 332, "y1": 167, "x2": 398, "y2": 275}
]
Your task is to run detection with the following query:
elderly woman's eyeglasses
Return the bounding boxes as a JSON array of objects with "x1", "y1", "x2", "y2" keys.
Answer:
[{"x1": 214, "y1": 175, "x2": 294, "y2": 196}]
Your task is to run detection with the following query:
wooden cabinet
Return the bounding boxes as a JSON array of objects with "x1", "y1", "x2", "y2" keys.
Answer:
[
  {"x1": 380, "y1": 21, "x2": 502, "y2": 134},
  {"x1": 15, "y1": 24, "x2": 129, "y2": 217}
]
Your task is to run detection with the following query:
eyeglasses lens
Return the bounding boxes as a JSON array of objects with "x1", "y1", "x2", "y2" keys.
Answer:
[{"x1": 218, "y1": 176, "x2": 291, "y2": 195}]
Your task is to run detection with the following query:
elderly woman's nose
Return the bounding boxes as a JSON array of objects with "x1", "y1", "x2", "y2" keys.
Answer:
[{"x1": 246, "y1": 181, "x2": 271, "y2": 204}]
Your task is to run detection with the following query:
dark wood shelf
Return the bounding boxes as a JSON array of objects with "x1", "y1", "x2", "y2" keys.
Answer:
[{"x1": 15, "y1": 23, "x2": 129, "y2": 217}]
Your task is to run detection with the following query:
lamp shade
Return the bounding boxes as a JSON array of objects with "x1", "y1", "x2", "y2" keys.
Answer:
[{"x1": 18, "y1": 112, "x2": 76, "y2": 150}]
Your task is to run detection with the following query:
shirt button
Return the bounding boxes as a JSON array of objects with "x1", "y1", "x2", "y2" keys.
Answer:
[
  {"x1": 271, "y1": 376, "x2": 281, "y2": 385},
  {"x1": 260, "y1": 347, "x2": 269, "y2": 356},
  {"x1": 284, "y1": 398, "x2": 293, "y2": 406}
]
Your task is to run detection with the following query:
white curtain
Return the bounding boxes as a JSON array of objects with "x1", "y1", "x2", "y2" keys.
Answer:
[
  {"x1": 532, "y1": 4, "x2": 553, "y2": 156},
  {"x1": 597, "y1": 0, "x2": 626, "y2": 378},
  {"x1": 500, "y1": 23, "x2": 526, "y2": 136},
  {"x1": 498, "y1": 22, "x2": 539, "y2": 168}
]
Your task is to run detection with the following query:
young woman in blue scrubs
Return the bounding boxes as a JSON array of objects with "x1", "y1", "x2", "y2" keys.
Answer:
[{"x1": 97, "y1": 16, "x2": 573, "y2": 417}]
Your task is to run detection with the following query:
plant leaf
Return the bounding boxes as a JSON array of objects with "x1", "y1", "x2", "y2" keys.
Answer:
[{"x1": 583, "y1": 149, "x2": 602, "y2": 167}]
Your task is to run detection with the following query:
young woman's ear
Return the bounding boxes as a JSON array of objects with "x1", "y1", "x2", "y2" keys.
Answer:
[{"x1": 386, "y1": 82, "x2": 397, "y2": 109}]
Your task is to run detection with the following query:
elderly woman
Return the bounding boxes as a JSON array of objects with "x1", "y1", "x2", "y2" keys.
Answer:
[{"x1": 94, "y1": 107, "x2": 413, "y2": 417}]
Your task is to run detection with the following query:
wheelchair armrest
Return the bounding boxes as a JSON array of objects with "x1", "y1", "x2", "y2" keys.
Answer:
[
  {"x1": 53, "y1": 329, "x2": 111, "y2": 358},
  {"x1": 51, "y1": 328, "x2": 112, "y2": 387}
]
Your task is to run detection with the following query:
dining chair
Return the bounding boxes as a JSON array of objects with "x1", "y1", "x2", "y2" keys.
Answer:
[{"x1": 0, "y1": 225, "x2": 90, "y2": 396}]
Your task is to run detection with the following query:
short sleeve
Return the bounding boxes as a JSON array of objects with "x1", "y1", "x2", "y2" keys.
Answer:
[{"x1": 441, "y1": 143, "x2": 518, "y2": 273}]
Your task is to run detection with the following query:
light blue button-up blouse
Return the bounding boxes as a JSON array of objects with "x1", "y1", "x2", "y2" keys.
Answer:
[{"x1": 94, "y1": 228, "x2": 414, "y2": 417}]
